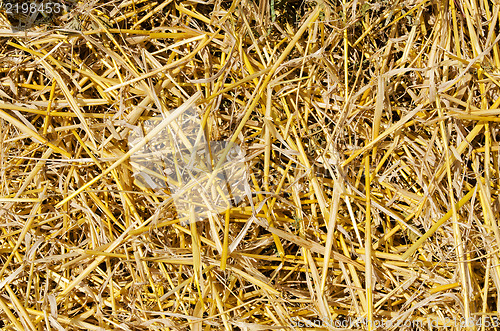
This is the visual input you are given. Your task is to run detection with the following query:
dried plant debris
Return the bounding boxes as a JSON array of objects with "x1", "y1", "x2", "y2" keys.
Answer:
[{"x1": 0, "y1": 0, "x2": 500, "y2": 330}]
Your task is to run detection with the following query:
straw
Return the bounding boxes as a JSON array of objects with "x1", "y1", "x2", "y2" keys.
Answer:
[{"x1": 0, "y1": 0, "x2": 499, "y2": 329}]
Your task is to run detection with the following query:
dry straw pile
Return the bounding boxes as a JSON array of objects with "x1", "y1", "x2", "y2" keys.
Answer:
[{"x1": 0, "y1": 0, "x2": 499, "y2": 329}]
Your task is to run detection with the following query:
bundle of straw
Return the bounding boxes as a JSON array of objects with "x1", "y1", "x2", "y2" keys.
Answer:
[{"x1": 0, "y1": 0, "x2": 499, "y2": 330}]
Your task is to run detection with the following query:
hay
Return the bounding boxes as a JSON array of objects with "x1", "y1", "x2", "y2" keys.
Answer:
[{"x1": 0, "y1": 0, "x2": 499, "y2": 329}]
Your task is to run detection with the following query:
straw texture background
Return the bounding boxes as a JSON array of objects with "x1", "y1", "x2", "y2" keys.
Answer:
[{"x1": 0, "y1": 0, "x2": 499, "y2": 330}]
